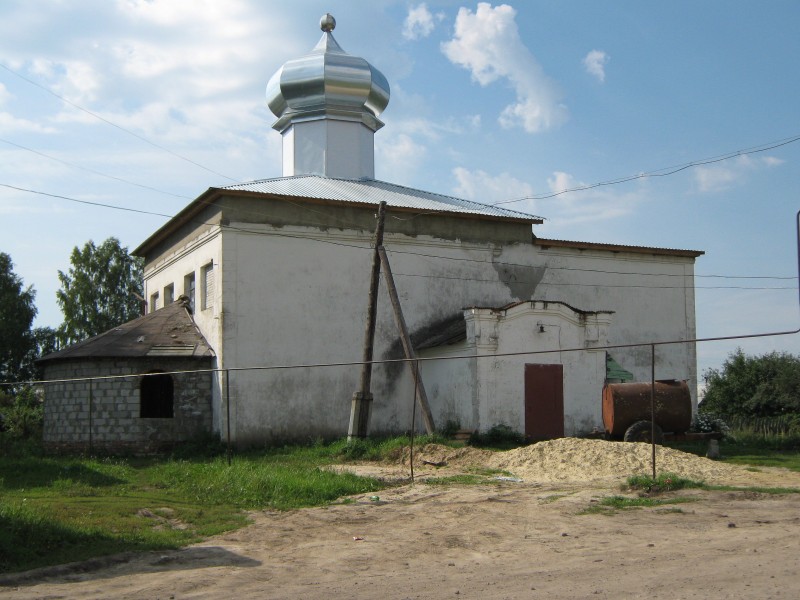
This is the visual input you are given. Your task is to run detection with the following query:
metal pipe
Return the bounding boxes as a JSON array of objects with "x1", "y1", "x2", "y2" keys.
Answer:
[
  {"x1": 410, "y1": 359, "x2": 417, "y2": 483},
  {"x1": 651, "y1": 344, "x2": 656, "y2": 480},
  {"x1": 88, "y1": 378, "x2": 93, "y2": 454}
]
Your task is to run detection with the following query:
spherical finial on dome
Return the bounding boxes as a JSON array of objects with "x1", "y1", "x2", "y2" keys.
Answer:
[{"x1": 320, "y1": 13, "x2": 336, "y2": 32}]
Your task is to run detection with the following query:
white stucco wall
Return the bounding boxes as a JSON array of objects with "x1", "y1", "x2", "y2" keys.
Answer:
[
  {"x1": 533, "y1": 244, "x2": 698, "y2": 408},
  {"x1": 141, "y1": 226, "x2": 223, "y2": 431},
  {"x1": 420, "y1": 302, "x2": 612, "y2": 437},
  {"x1": 217, "y1": 223, "x2": 536, "y2": 443},
  {"x1": 140, "y1": 206, "x2": 700, "y2": 445}
]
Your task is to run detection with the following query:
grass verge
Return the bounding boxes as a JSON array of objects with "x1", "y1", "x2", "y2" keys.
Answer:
[
  {"x1": 668, "y1": 439, "x2": 800, "y2": 472},
  {"x1": 0, "y1": 445, "x2": 385, "y2": 574}
]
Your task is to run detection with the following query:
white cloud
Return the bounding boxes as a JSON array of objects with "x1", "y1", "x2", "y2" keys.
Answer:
[
  {"x1": 538, "y1": 170, "x2": 642, "y2": 233},
  {"x1": 441, "y1": 3, "x2": 567, "y2": 133},
  {"x1": 0, "y1": 112, "x2": 58, "y2": 134},
  {"x1": 452, "y1": 167, "x2": 534, "y2": 205},
  {"x1": 693, "y1": 155, "x2": 784, "y2": 193},
  {"x1": 583, "y1": 49, "x2": 609, "y2": 83},
  {"x1": 403, "y1": 3, "x2": 436, "y2": 40},
  {"x1": 376, "y1": 133, "x2": 429, "y2": 184}
]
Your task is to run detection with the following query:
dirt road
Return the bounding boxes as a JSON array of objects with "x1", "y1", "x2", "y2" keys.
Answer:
[
  {"x1": 4, "y1": 472, "x2": 800, "y2": 599},
  {"x1": 4, "y1": 441, "x2": 800, "y2": 599}
]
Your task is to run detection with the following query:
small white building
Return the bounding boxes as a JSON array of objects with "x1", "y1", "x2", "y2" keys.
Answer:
[{"x1": 44, "y1": 15, "x2": 703, "y2": 450}]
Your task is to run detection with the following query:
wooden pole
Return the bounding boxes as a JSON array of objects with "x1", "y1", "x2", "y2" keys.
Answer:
[
  {"x1": 377, "y1": 246, "x2": 436, "y2": 434},
  {"x1": 348, "y1": 201, "x2": 387, "y2": 441}
]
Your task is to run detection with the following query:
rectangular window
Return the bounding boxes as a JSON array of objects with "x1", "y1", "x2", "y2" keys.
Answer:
[
  {"x1": 163, "y1": 283, "x2": 174, "y2": 305},
  {"x1": 150, "y1": 291, "x2": 159, "y2": 313},
  {"x1": 201, "y1": 262, "x2": 214, "y2": 310},
  {"x1": 184, "y1": 272, "x2": 196, "y2": 312}
]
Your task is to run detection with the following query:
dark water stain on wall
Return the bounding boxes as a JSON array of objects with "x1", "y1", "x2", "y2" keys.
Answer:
[{"x1": 493, "y1": 262, "x2": 546, "y2": 300}]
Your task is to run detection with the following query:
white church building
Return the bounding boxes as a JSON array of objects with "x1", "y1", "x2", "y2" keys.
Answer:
[{"x1": 42, "y1": 15, "x2": 702, "y2": 450}]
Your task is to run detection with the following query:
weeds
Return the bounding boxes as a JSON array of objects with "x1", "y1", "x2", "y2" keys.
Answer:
[
  {"x1": 422, "y1": 474, "x2": 486, "y2": 486},
  {"x1": 625, "y1": 472, "x2": 704, "y2": 493},
  {"x1": 0, "y1": 440, "x2": 387, "y2": 574},
  {"x1": 468, "y1": 424, "x2": 526, "y2": 449}
]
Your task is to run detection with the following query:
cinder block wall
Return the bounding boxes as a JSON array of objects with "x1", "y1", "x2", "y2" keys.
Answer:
[{"x1": 42, "y1": 358, "x2": 214, "y2": 453}]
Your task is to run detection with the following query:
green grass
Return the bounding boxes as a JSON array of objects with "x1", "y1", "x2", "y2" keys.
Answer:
[
  {"x1": 422, "y1": 474, "x2": 487, "y2": 486},
  {"x1": 625, "y1": 472, "x2": 704, "y2": 493},
  {"x1": 539, "y1": 493, "x2": 571, "y2": 504},
  {"x1": 599, "y1": 495, "x2": 697, "y2": 509},
  {"x1": 624, "y1": 471, "x2": 800, "y2": 497},
  {"x1": 668, "y1": 439, "x2": 800, "y2": 472},
  {"x1": 0, "y1": 443, "x2": 387, "y2": 575},
  {"x1": 700, "y1": 484, "x2": 800, "y2": 495}
]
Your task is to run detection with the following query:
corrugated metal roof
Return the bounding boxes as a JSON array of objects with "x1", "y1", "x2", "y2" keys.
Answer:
[
  {"x1": 38, "y1": 299, "x2": 214, "y2": 363},
  {"x1": 534, "y1": 237, "x2": 704, "y2": 258},
  {"x1": 220, "y1": 175, "x2": 543, "y2": 222}
]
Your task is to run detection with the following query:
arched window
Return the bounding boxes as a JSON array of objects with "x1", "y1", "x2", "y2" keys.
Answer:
[{"x1": 140, "y1": 371, "x2": 174, "y2": 418}]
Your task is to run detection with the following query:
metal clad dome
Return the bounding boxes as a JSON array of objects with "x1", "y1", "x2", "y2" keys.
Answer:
[{"x1": 266, "y1": 14, "x2": 390, "y2": 131}]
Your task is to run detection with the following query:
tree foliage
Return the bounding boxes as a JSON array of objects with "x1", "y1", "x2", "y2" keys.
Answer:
[
  {"x1": 0, "y1": 253, "x2": 38, "y2": 386},
  {"x1": 56, "y1": 238, "x2": 143, "y2": 345},
  {"x1": 701, "y1": 348, "x2": 800, "y2": 418}
]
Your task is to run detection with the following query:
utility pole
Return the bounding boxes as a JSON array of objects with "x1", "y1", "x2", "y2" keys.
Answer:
[{"x1": 348, "y1": 201, "x2": 387, "y2": 440}]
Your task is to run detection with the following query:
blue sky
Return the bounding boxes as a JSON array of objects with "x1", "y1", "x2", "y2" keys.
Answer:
[{"x1": 1, "y1": 1, "x2": 798, "y2": 379}]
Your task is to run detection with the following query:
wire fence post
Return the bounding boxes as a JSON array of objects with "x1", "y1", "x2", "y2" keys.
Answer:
[
  {"x1": 410, "y1": 358, "x2": 418, "y2": 483},
  {"x1": 88, "y1": 378, "x2": 94, "y2": 455},
  {"x1": 650, "y1": 344, "x2": 656, "y2": 480},
  {"x1": 226, "y1": 369, "x2": 231, "y2": 466}
]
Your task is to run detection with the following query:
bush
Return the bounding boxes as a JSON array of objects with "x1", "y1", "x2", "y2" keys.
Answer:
[
  {"x1": 0, "y1": 386, "x2": 42, "y2": 439},
  {"x1": 469, "y1": 424, "x2": 526, "y2": 449},
  {"x1": 702, "y1": 349, "x2": 800, "y2": 418},
  {"x1": 691, "y1": 412, "x2": 731, "y2": 437}
]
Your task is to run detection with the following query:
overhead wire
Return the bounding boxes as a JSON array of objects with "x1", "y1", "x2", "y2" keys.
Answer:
[
  {"x1": 2, "y1": 182, "x2": 796, "y2": 287},
  {"x1": 0, "y1": 137, "x2": 193, "y2": 200},
  {"x1": 389, "y1": 133, "x2": 800, "y2": 222},
  {"x1": 4, "y1": 59, "x2": 798, "y2": 269},
  {"x1": 390, "y1": 271, "x2": 797, "y2": 290},
  {"x1": 0, "y1": 61, "x2": 239, "y2": 183},
  {"x1": 494, "y1": 133, "x2": 800, "y2": 206}
]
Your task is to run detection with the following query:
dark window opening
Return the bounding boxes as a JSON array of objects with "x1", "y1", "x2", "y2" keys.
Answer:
[{"x1": 140, "y1": 371, "x2": 174, "y2": 418}]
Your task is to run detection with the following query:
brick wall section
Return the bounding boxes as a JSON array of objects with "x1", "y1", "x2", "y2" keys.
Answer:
[{"x1": 42, "y1": 357, "x2": 214, "y2": 453}]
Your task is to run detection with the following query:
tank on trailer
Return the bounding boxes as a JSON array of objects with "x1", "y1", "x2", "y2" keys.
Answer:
[{"x1": 602, "y1": 379, "x2": 692, "y2": 438}]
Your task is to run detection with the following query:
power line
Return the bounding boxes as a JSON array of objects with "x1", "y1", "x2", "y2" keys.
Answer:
[
  {"x1": 4, "y1": 182, "x2": 795, "y2": 286},
  {"x1": 391, "y1": 271, "x2": 797, "y2": 290},
  {"x1": 0, "y1": 62, "x2": 239, "y2": 183},
  {"x1": 389, "y1": 133, "x2": 800, "y2": 223},
  {"x1": 385, "y1": 247, "x2": 796, "y2": 281},
  {"x1": 0, "y1": 137, "x2": 193, "y2": 200},
  {"x1": 496, "y1": 134, "x2": 800, "y2": 205},
  {"x1": 0, "y1": 183, "x2": 175, "y2": 219}
]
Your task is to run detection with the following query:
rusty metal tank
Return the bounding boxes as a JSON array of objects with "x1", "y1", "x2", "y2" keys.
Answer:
[{"x1": 602, "y1": 380, "x2": 692, "y2": 437}]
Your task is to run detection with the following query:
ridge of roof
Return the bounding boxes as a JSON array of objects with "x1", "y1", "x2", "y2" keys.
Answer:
[{"x1": 220, "y1": 175, "x2": 544, "y2": 222}]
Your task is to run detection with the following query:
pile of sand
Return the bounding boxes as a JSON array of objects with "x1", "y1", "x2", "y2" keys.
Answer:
[
  {"x1": 412, "y1": 439, "x2": 746, "y2": 484},
  {"x1": 488, "y1": 438, "x2": 745, "y2": 483}
]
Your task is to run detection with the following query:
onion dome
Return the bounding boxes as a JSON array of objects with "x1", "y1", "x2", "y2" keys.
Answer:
[{"x1": 266, "y1": 13, "x2": 390, "y2": 133}]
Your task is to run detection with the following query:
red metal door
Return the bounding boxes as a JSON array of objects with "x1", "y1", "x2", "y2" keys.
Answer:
[{"x1": 524, "y1": 364, "x2": 564, "y2": 440}]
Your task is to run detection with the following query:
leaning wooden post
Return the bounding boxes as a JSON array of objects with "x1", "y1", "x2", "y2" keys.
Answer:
[
  {"x1": 377, "y1": 246, "x2": 436, "y2": 434},
  {"x1": 348, "y1": 201, "x2": 387, "y2": 441}
]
